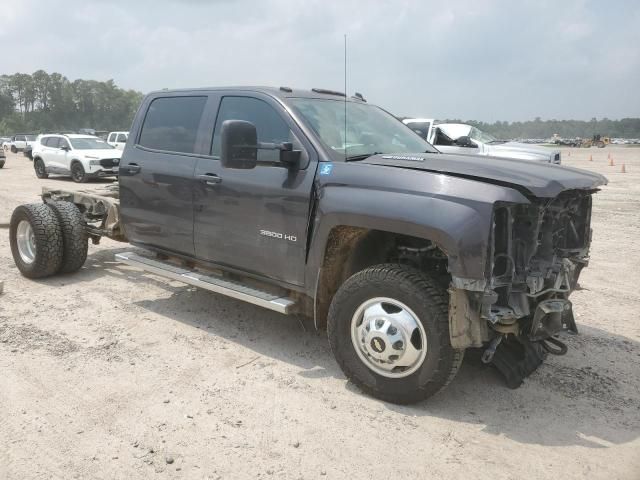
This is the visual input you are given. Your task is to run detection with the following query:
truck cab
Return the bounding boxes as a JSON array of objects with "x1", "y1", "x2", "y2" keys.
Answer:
[{"x1": 107, "y1": 131, "x2": 129, "y2": 150}]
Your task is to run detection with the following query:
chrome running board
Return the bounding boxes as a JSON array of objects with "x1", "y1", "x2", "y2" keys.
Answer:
[{"x1": 116, "y1": 251, "x2": 297, "y2": 314}]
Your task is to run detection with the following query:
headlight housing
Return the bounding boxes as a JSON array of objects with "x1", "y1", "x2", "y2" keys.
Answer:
[{"x1": 88, "y1": 159, "x2": 101, "y2": 166}]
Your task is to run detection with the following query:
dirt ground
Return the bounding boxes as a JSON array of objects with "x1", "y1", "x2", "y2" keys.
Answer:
[{"x1": 0, "y1": 147, "x2": 639, "y2": 480}]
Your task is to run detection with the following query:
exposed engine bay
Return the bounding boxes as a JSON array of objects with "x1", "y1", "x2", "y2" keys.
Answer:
[{"x1": 443, "y1": 189, "x2": 597, "y2": 387}]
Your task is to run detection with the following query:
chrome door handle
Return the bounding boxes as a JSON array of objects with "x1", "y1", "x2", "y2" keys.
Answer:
[{"x1": 197, "y1": 173, "x2": 222, "y2": 186}]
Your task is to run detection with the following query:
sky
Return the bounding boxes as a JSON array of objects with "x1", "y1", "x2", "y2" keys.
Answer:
[{"x1": 1, "y1": 0, "x2": 638, "y2": 122}]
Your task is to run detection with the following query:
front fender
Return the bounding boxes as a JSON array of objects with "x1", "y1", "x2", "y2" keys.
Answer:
[{"x1": 305, "y1": 162, "x2": 531, "y2": 293}]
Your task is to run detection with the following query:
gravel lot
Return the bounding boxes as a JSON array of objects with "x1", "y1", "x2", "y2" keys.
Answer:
[{"x1": 1, "y1": 147, "x2": 639, "y2": 479}]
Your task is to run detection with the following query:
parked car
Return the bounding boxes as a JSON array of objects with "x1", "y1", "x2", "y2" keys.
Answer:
[
  {"x1": 404, "y1": 120, "x2": 562, "y2": 164},
  {"x1": 8, "y1": 134, "x2": 38, "y2": 153},
  {"x1": 31, "y1": 134, "x2": 122, "y2": 183},
  {"x1": 0, "y1": 144, "x2": 5, "y2": 168},
  {"x1": 106, "y1": 131, "x2": 129, "y2": 150},
  {"x1": 9, "y1": 86, "x2": 606, "y2": 404},
  {"x1": 23, "y1": 135, "x2": 41, "y2": 160}
]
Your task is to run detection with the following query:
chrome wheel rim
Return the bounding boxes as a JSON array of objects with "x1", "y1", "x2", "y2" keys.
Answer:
[
  {"x1": 16, "y1": 220, "x2": 36, "y2": 264},
  {"x1": 350, "y1": 297, "x2": 427, "y2": 378}
]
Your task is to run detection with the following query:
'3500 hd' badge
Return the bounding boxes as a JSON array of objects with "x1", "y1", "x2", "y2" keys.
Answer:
[{"x1": 259, "y1": 230, "x2": 297, "y2": 242}]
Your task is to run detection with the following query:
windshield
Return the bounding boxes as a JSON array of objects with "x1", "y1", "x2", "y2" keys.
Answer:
[
  {"x1": 469, "y1": 127, "x2": 497, "y2": 143},
  {"x1": 69, "y1": 137, "x2": 113, "y2": 150},
  {"x1": 25, "y1": 135, "x2": 37, "y2": 141},
  {"x1": 291, "y1": 98, "x2": 437, "y2": 160}
]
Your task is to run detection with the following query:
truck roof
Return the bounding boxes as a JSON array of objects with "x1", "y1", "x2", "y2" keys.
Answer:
[{"x1": 147, "y1": 86, "x2": 367, "y2": 103}]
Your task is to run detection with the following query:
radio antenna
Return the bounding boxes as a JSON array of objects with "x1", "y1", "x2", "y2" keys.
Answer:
[{"x1": 344, "y1": 33, "x2": 347, "y2": 158}]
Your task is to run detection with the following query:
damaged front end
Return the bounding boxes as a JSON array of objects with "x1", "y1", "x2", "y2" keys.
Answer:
[{"x1": 450, "y1": 189, "x2": 596, "y2": 387}]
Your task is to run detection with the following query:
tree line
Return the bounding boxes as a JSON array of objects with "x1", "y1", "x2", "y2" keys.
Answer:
[
  {"x1": 0, "y1": 71, "x2": 144, "y2": 135},
  {"x1": 438, "y1": 117, "x2": 640, "y2": 140},
  {"x1": 1, "y1": 71, "x2": 639, "y2": 139}
]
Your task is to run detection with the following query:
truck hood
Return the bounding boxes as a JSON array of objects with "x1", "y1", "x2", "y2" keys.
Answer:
[{"x1": 362, "y1": 153, "x2": 607, "y2": 198}]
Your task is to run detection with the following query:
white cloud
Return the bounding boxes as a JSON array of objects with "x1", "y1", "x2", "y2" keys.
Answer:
[{"x1": 2, "y1": 0, "x2": 638, "y2": 120}]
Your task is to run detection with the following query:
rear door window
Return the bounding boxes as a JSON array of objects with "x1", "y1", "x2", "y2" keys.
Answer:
[
  {"x1": 138, "y1": 96, "x2": 207, "y2": 154},
  {"x1": 211, "y1": 96, "x2": 294, "y2": 163},
  {"x1": 116, "y1": 133, "x2": 127, "y2": 142}
]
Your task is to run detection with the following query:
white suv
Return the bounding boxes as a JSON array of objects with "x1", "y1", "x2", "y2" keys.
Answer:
[
  {"x1": 106, "y1": 131, "x2": 129, "y2": 150},
  {"x1": 32, "y1": 134, "x2": 122, "y2": 183}
]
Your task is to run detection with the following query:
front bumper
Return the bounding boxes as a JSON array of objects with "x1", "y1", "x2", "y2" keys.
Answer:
[{"x1": 87, "y1": 165, "x2": 119, "y2": 177}]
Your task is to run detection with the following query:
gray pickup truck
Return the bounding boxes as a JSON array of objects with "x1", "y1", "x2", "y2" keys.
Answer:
[{"x1": 9, "y1": 87, "x2": 606, "y2": 404}]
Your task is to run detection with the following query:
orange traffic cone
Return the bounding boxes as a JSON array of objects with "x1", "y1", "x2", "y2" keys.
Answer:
[
  {"x1": 621, "y1": 164, "x2": 626, "y2": 173},
  {"x1": 589, "y1": 154, "x2": 593, "y2": 162},
  {"x1": 609, "y1": 157, "x2": 615, "y2": 166}
]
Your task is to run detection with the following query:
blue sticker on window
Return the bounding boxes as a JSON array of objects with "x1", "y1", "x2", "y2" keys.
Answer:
[{"x1": 320, "y1": 163, "x2": 333, "y2": 176}]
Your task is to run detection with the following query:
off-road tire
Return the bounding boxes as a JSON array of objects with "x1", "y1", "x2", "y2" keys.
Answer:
[
  {"x1": 11, "y1": 145, "x2": 17, "y2": 153},
  {"x1": 10, "y1": 203, "x2": 64, "y2": 278},
  {"x1": 0, "y1": 159, "x2": 5, "y2": 168},
  {"x1": 34, "y1": 158, "x2": 48, "y2": 178},
  {"x1": 47, "y1": 201, "x2": 88, "y2": 274},
  {"x1": 328, "y1": 264, "x2": 464, "y2": 404},
  {"x1": 71, "y1": 162, "x2": 88, "y2": 183}
]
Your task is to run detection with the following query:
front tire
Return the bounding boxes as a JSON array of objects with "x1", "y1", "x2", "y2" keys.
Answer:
[
  {"x1": 328, "y1": 264, "x2": 464, "y2": 404},
  {"x1": 11, "y1": 145, "x2": 17, "y2": 153},
  {"x1": 10, "y1": 204, "x2": 64, "y2": 278},
  {"x1": 34, "y1": 158, "x2": 48, "y2": 178},
  {"x1": 0, "y1": 159, "x2": 5, "y2": 168},
  {"x1": 71, "y1": 162, "x2": 88, "y2": 183},
  {"x1": 47, "y1": 201, "x2": 88, "y2": 274}
]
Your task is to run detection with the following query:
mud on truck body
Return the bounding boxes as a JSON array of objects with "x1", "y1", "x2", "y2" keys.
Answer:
[{"x1": 9, "y1": 87, "x2": 607, "y2": 404}]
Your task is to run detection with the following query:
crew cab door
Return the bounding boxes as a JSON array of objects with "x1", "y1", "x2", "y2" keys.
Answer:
[
  {"x1": 119, "y1": 94, "x2": 210, "y2": 256},
  {"x1": 193, "y1": 94, "x2": 317, "y2": 286}
]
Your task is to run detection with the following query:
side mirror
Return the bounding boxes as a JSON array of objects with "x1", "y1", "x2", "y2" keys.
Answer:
[
  {"x1": 455, "y1": 136, "x2": 476, "y2": 148},
  {"x1": 220, "y1": 120, "x2": 258, "y2": 169},
  {"x1": 278, "y1": 142, "x2": 301, "y2": 168},
  {"x1": 220, "y1": 119, "x2": 302, "y2": 169},
  {"x1": 60, "y1": 145, "x2": 70, "y2": 152}
]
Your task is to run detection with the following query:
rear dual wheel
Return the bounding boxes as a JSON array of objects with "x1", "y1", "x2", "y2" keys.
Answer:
[{"x1": 10, "y1": 202, "x2": 87, "y2": 278}]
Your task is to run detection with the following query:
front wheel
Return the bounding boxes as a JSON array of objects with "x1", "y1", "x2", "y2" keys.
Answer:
[
  {"x1": 11, "y1": 145, "x2": 17, "y2": 153},
  {"x1": 328, "y1": 264, "x2": 464, "y2": 404},
  {"x1": 34, "y1": 158, "x2": 48, "y2": 178},
  {"x1": 0, "y1": 159, "x2": 5, "y2": 168},
  {"x1": 71, "y1": 162, "x2": 88, "y2": 183}
]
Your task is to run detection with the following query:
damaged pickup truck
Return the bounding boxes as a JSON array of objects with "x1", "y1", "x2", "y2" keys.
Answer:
[{"x1": 8, "y1": 87, "x2": 607, "y2": 404}]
